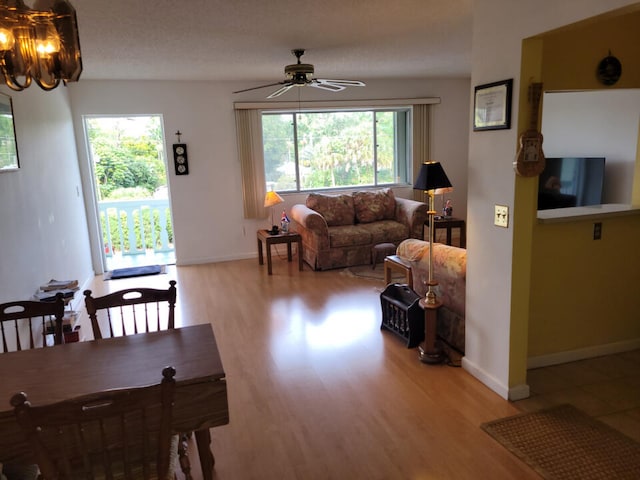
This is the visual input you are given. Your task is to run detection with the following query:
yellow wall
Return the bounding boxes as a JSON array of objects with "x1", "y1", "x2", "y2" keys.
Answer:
[
  {"x1": 541, "y1": 9, "x2": 640, "y2": 91},
  {"x1": 529, "y1": 215, "x2": 640, "y2": 356},
  {"x1": 520, "y1": 6, "x2": 640, "y2": 361}
]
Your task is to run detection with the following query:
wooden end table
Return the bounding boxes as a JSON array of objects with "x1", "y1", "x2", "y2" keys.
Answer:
[
  {"x1": 257, "y1": 230, "x2": 303, "y2": 275},
  {"x1": 383, "y1": 255, "x2": 413, "y2": 287},
  {"x1": 424, "y1": 217, "x2": 466, "y2": 247}
]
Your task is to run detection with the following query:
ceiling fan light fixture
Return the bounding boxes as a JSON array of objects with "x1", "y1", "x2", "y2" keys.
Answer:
[{"x1": 233, "y1": 48, "x2": 365, "y2": 99}]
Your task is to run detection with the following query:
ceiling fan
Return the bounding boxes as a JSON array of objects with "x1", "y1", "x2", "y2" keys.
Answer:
[{"x1": 233, "y1": 49, "x2": 365, "y2": 99}]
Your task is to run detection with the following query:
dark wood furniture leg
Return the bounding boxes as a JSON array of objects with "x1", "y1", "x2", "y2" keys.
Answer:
[
  {"x1": 257, "y1": 237, "x2": 264, "y2": 265},
  {"x1": 266, "y1": 238, "x2": 273, "y2": 275},
  {"x1": 178, "y1": 433, "x2": 193, "y2": 480},
  {"x1": 287, "y1": 241, "x2": 293, "y2": 261},
  {"x1": 297, "y1": 238, "x2": 303, "y2": 271},
  {"x1": 195, "y1": 428, "x2": 215, "y2": 480}
]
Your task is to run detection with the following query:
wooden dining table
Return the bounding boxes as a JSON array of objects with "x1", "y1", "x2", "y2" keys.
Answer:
[{"x1": 0, "y1": 323, "x2": 228, "y2": 480}]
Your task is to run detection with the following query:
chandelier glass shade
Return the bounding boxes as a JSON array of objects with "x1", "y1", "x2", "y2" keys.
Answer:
[{"x1": 0, "y1": 0, "x2": 82, "y2": 91}]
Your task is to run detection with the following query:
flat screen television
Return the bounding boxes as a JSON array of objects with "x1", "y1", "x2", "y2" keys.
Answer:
[{"x1": 537, "y1": 157, "x2": 605, "y2": 210}]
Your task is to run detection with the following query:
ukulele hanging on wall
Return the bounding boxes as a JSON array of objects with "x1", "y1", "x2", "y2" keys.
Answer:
[{"x1": 515, "y1": 82, "x2": 545, "y2": 177}]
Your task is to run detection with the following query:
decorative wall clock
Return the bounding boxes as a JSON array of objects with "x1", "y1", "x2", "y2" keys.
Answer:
[
  {"x1": 596, "y1": 53, "x2": 622, "y2": 86},
  {"x1": 173, "y1": 143, "x2": 189, "y2": 175}
]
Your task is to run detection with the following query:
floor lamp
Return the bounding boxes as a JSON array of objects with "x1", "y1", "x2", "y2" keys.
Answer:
[
  {"x1": 413, "y1": 161, "x2": 452, "y2": 364},
  {"x1": 413, "y1": 161, "x2": 452, "y2": 304}
]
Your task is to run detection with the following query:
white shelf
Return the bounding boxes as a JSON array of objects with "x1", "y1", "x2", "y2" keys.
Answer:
[{"x1": 537, "y1": 204, "x2": 640, "y2": 224}]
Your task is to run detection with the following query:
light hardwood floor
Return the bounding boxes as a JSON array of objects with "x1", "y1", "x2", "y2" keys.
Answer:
[{"x1": 79, "y1": 256, "x2": 540, "y2": 480}]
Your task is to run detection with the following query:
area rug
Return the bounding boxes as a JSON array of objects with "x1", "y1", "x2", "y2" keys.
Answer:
[
  {"x1": 341, "y1": 264, "x2": 405, "y2": 282},
  {"x1": 481, "y1": 404, "x2": 640, "y2": 480},
  {"x1": 104, "y1": 264, "x2": 166, "y2": 280}
]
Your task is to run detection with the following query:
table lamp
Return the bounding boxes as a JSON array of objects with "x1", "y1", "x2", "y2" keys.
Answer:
[
  {"x1": 264, "y1": 190, "x2": 284, "y2": 234},
  {"x1": 413, "y1": 162, "x2": 452, "y2": 305}
]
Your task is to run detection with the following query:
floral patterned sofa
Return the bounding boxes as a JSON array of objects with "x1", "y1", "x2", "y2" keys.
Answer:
[
  {"x1": 396, "y1": 238, "x2": 466, "y2": 354},
  {"x1": 290, "y1": 189, "x2": 427, "y2": 270}
]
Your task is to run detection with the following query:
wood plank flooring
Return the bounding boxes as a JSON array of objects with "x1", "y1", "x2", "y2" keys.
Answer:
[{"x1": 78, "y1": 256, "x2": 539, "y2": 480}]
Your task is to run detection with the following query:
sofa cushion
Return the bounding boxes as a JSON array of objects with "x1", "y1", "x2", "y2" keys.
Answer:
[
  {"x1": 306, "y1": 193, "x2": 354, "y2": 227},
  {"x1": 328, "y1": 224, "x2": 372, "y2": 248},
  {"x1": 366, "y1": 219, "x2": 409, "y2": 245},
  {"x1": 352, "y1": 188, "x2": 396, "y2": 223}
]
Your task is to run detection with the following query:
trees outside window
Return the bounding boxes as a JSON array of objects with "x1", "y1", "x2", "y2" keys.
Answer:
[
  {"x1": 86, "y1": 116, "x2": 166, "y2": 201},
  {"x1": 262, "y1": 108, "x2": 410, "y2": 192}
]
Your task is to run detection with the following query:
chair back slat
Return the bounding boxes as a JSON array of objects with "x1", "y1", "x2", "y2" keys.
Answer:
[
  {"x1": 84, "y1": 281, "x2": 176, "y2": 340},
  {"x1": 0, "y1": 294, "x2": 66, "y2": 352},
  {"x1": 11, "y1": 366, "x2": 176, "y2": 480}
]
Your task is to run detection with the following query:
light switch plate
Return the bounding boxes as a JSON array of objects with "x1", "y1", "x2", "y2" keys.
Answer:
[{"x1": 494, "y1": 205, "x2": 509, "y2": 228}]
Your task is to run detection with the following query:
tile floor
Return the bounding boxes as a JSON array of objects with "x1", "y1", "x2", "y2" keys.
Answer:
[{"x1": 514, "y1": 349, "x2": 640, "y2": 442}]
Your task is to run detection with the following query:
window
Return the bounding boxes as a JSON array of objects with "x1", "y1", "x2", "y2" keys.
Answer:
[{"x1": 262, "y1": 108, "x2": 411, "y2": 192}]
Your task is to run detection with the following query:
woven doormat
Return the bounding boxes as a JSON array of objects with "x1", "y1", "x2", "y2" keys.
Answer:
[
  {"x1": 481, "y1": 404, "x2": 640, "y2": 479},
  {"x1": 104, "y1": 264, "x2": 166, "y2": 280}
]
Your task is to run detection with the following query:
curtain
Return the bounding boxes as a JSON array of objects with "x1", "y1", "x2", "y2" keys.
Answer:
[
  {"x1": 412, "y1": 104, "x2": 430, "y2": 203},
  {"x1": 236, "y1": 103, "x2": 432, "y2": 215},
  {"x1": 235, "y1": 109, "x2": 268, "y2": 219}
]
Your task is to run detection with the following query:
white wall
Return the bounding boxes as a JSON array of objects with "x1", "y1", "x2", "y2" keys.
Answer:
[
  {"x1": 0, "y1": 87, "x2": 93, "y2": 305},
  {"x1": 466, "y1": 0, "x2": 638, "y2": 399},
  {"x1": 542, "y1": 89, "x2": 640, "y2": 204},
  {"x1": 68, "y1": 78, "x2": 470, "y2": 270}
]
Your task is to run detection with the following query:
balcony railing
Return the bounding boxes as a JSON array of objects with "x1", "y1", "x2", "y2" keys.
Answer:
[{"x1": 98, "y1": 199, "x2": 174, "y2": 260}]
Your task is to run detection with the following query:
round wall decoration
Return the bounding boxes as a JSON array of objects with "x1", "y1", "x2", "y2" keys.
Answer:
[{"x1": 596, "y1": 54, "x2": 622, "y2": 86}]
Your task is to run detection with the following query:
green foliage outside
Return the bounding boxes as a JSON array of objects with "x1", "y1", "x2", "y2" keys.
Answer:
[
  {"x1": 86, "y1": 116, "x2": 173, "y2": 254},
  {"x1": 263, "y1": 110, "x2": 399, "y2": 191},
  {"x1": 100, "y1": 207, "x2": 173, "y2": 253},
  {"x1": 86, "y1": 116, "x2": 166, "y2": 200},
  {"x1": 0, "y1": 114, "x2": 18, "y2": 170}
]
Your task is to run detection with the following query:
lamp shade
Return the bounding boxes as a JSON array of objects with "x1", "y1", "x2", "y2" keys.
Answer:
[
  {"x1": 264, "y1": 190, "x2": 284, "y2": 208},
  {"x1": 413, "y1": 162, "x2": 452, "y2": 192},
  {"x1": 434, "y1": 186, "x2": 453, "y2": 196}
]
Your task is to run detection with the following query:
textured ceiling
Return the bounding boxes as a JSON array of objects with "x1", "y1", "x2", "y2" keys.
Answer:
[{"x1": 74, "y1": 0, "x2": 472, "y2": 83}]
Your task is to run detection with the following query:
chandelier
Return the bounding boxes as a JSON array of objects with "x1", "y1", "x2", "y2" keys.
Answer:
[{"x1": 0, "y1": 0, "x2": 81, "y2": 91}]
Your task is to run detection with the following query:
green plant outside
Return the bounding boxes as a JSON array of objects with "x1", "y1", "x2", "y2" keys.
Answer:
[{"x1": 100, "y1": 208, "x2": 173, "y2": 253}]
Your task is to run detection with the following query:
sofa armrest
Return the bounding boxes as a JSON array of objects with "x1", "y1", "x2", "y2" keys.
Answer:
[
  {"x1": 290, "y1": 204, "x2": 329, "y2": 237},
  {"x1": 395, "y1": 197, "x2": 427, "y2": 239}
]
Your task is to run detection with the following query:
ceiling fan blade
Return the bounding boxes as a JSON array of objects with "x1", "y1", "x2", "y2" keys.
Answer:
[
  {"x1": 233, "y1": 81, "x2": 287, "y2": 94},
  {"x1": 267, "y1": 84, "x2": 295, "y2": 98},
  {"x1": 316, "y1": 79, "x2": 366, "y2": 88},
  {"x1": 309, "y1": 82, "x2": 345, "y2": 93}
]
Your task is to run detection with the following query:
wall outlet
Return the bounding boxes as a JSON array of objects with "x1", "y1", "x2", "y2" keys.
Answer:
[
  {"x1": 593, "y1": 222, "x2": 602, "y2": 240},
  {"x1": 494, "y1": 205, "x2": 509, "y2": 228}
]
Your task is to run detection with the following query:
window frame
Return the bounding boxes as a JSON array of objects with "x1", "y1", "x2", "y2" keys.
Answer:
[{"x1": 261, "y1": 106, "x2": 413, "y2": 193}]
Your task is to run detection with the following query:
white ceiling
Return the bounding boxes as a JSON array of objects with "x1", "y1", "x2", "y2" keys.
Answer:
[{"x1": 74, "y1": 0, "x2": 472, "y2": 85}]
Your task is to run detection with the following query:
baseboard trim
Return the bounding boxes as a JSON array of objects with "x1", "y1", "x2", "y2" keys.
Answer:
[
  {"x1": 461, "y1": 357, "x2": 509, "y2": 400},
  {"x1": 508, "y1": 384, "x2": 530, "y2": 401},
  {"x1": 527, "y1": 338, "x2": 640, "y2": 369}
]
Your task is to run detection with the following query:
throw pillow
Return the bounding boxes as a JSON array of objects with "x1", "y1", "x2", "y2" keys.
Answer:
[
  {"x1": 353, "y1": 188, "x2": 396, "y2": 223},
  {"x1": 306, "y1": 193, "x2": 355, "y2": 226}
]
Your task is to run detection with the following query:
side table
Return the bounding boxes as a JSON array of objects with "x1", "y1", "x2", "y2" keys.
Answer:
[
  {"x1": 424, "y1": 217, "x2": 466, "y2": 248},
  {"x1": 383, "y1": 255, "x2": 413, "y2": 287},
  {"x1": 257, "y1": 230, "x2": 303, "y2": 275}
]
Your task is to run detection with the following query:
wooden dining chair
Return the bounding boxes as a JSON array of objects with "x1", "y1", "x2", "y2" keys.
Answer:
[
  {"x1": 0, "y1": 294, "x2": 65, "y2": 352},
  {"x1": 11, "y1": 366, "x2": 177, "y2": 480},
  {"x1": 83, "y1": 280, "x2": 177, "y2": 340},
  {"x1": 83, "y1": 280, "x2": 193, "y2": 479}
]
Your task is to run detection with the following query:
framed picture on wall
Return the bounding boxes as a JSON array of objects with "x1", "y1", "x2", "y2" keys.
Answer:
[
  {"x1": 0, "y1": 92, "x2": 19, "y2": 171},
  {"x1": 473, "y1": 79, "x2": 513, "y2": 131}
]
